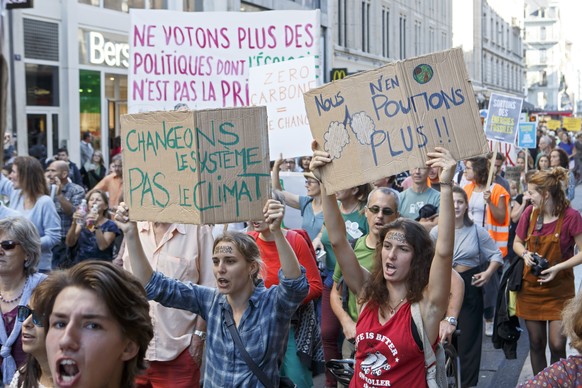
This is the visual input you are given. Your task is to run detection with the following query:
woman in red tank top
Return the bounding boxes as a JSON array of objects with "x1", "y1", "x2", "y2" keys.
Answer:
[{"x1": 312, "y1": 146, "x2": 456, "y2": 387}]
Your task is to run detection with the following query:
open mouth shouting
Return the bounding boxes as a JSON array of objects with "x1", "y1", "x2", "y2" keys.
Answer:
[
  {"x1": 384, "y1": 262, "x2": 397, "y2": 277},
  {"x1": 55, "y1": 358, "x2": 80, "y2": 386},
  {"x1": 216, "y1": 277, "x2": 230, "y2": 290}
]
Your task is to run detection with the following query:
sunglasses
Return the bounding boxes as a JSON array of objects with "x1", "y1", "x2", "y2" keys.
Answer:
[
  {"x1": 366, "y1": 206, "x2": 395, "y2": 216},
  {"x1": 0, "y1": 240, "x2": 20, "y2": 250},
  {"x1": 17, "y1": 305, "x2": 44, "y2": 327}
]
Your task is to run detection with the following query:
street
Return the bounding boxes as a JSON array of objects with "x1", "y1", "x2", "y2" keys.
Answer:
[
  {"x1": 315, "y1": 183, "x2": 582, "y2": 388},
  {"x1": 477, "y1": 182, "x2": 582, "y2": 387}
]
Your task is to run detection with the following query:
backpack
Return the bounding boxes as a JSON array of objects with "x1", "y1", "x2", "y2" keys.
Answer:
[{"x1": 410, "y1": 302, "x2": 447, "y2": 388}]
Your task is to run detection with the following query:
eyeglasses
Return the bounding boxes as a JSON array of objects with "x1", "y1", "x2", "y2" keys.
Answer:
[
  {"x1": 17, "y1": 305, "x2": 43, "y2": 327},
  {"x1": 0, "y1": 240, "x2": 20, "y2": 250},
  {"x1": 366, "y1": 206, "x2": 395, "y2": 216}
]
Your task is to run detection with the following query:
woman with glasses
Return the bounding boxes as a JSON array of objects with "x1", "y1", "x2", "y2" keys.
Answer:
[
  {"x1": 272, "y1": 157, "x2": 324, "y2": 242},
  {"x1": 513, "y1": 167, "x2": 582, "y2": 376},
  {"x1": 430, "y1": 186, "x2": 503, "y2": 387},
  {"x1": 11, "y1": 280, "x2": 54, "y2": 388},
  {"x1": 0, "y1": 217, "x2": 47, "y2": 386},
  {"x1": 0, "y1": 156, "x2": 60, "y2": 273},
  {"x1": 65, "y1": 190, "x2": 120, "y2": 265}
]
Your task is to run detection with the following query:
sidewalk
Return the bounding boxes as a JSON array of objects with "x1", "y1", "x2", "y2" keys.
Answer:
[{"x1": 516, "y1": 183, "x2": 582, "y2": 384}]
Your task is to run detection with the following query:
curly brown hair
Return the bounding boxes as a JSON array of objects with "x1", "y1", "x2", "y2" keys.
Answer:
[
  {"x1": 359, "y1": 218, "x2": 434, "y2": 314},
  {"x1": 528, "y1": 167, "x2": 570, "y2": 217}
]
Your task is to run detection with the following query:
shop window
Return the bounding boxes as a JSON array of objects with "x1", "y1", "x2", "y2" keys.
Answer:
[
  {"x1": 79, "y1": 70, "x2": 101, "y2": 138},
  {"x1": 26, "y1": 64, "x2": 59, "y2": 106},
  {"x1": 104, "y1": 0, "x2": 145, "y2": 12}
]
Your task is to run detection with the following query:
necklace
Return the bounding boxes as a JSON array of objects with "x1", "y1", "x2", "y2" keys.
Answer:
[
  {"x1": 0, "y1": 277, "x2": 28, "y2": 304},
  {"x1": 341, "y1": 202, "x2": 360, "y2": 214},
  {"x1": 387, "y1": 297, "x2": 406, "y2": 315}
]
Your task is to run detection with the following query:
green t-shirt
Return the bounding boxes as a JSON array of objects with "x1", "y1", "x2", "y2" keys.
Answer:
[
  {"x1": 321, "y1": 207, "x2": 368, "y2": 271},
  {"x1": 332, "y1": 235, "x2": 375, "y2": 321}
]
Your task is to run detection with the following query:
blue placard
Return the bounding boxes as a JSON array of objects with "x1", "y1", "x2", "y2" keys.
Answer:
[
  {"x1": 484, "y1": 93, "x2": 524, "y2": 144},
  {"x1": 517, "y1": 123, "x2": 537, "y2": 149}
]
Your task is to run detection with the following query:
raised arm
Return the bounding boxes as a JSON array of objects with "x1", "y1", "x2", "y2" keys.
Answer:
[
  {"x1": 271, "y1": 157, "x2": 300, "y2": 209},
  {"x1": 422, "y1": 147, "x2": 457, "y2": 341},
  {"x1": 114, "y1": 203, "x2": 153, "y2": 285},
  {"x1": 311, "y1": 148, "x2": 368, "y2": 295},
  {"x1": 265, "y1": 199, "x2": 302, "y2": 279}
]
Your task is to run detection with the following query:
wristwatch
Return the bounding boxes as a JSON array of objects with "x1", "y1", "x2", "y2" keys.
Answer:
[
  {"x1": 193, "y1": 330, "x2": 206, "y2": 341},
  {"x1": 444, "y1": 316, "x2": 458, "y2": 326}
]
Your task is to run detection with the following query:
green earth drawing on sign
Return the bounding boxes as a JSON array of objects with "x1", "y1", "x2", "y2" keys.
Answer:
[{"x1": 413, "y1": 64, "x2": 433, "y2": 84}]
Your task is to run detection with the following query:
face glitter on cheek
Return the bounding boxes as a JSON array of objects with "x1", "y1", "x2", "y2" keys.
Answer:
[
  {"x1": 214, "y1": 246, "x2": 233, "y2": 255},
  {"x1": 386, "y1": 231, "x2": 407, "y2": 244}
]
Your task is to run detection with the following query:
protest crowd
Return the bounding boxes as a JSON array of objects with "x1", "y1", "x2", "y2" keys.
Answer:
[{"x1": 0, "y1": 116, "x2": 580, "y2": 388}]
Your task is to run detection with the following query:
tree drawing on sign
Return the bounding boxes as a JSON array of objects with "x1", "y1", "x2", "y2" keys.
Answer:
[
  {"x1": 324, "y1": 121, "x2": 350, "y2": 159},
  {"x1": 350, "y1": 111, "x2": 376, "y2": 145}
]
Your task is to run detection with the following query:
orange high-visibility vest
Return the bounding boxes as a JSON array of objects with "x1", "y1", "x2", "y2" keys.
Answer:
[{"x1": 464, "y1": 182, "x2": 510, "y2": 257}]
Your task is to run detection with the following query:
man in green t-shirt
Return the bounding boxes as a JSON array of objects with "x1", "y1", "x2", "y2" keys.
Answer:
[{"x1": 330, "y1": 187, "x2": 400, "y2": 358}]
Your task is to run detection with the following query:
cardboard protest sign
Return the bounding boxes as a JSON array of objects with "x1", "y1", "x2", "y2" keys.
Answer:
[
  {"x1": 249, "y1": 57, "x2": 318, "y2": 159},
  {"x1": 129, "y1": 9, "x2": 321, "y2": 113},
  {"x1": 562, "y1": 117, "x2": 581, "y2": 132},
  {"x1": 303, "y1": 48, "x2": 488, "y2": 193},
  {"x1": 517, "y1": 123, "x2": 537, "y2": 148},
  {"x1": 484, "y1": 93, "x2": 523, "y2": 144},
  {"x1": 121, "y1": 107, "x2": 271, "y2": 224}
]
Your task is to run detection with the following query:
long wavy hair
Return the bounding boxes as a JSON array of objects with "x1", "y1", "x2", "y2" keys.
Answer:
[
  {"x1": 12, "y1": 156, "x2": 49, "y2": 200},
  {"x1": 359, "y1": 218, "x2": 435, "y2": 312}
]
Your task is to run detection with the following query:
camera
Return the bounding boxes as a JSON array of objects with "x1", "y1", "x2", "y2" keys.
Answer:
[{"x1": 530, "y1": 253, "x2": 549, "y2": 277}]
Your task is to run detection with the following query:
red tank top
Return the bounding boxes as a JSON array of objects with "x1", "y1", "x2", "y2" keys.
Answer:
[{"x1": 350, "y1": 302, "x2": 426, "y2": 388}]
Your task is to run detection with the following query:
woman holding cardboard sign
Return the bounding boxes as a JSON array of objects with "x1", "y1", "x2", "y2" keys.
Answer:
[
  {"x1": 115, "y1": 198, "x2": 309, "y2": 387},
  {"x1": 272, "y1": 156, "x2": 324, "y2": 243},
  {"x1": 312, "y1": 145, "x2": 456, "y2": 387}
]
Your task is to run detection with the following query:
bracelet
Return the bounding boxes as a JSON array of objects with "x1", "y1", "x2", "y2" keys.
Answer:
[{"x1": 439, "y1": 180, "x2": 454, "y2": 186}]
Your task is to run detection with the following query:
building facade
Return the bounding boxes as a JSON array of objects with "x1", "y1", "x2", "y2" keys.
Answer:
[
  {"x1": 523, "y1": 0, "x2": 568, "y2": 111},
  {"x1": 5, "y1": 0, "x2": 327, "y2": 165},
  {"x1": 453, "y1": 0, "x2": 526, "y2": 109},
  {"x1": 332, "y1": 0, "x2": 453, "y2": 76}
]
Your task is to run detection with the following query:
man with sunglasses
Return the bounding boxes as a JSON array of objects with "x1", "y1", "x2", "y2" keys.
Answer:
[{"x1": 330, "y1": 187, "x2": 400, "y2": 358}]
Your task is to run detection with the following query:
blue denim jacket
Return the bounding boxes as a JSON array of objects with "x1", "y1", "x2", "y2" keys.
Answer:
[{"x1": 145, "y1": 267, "x2": 308, "y2": 387}]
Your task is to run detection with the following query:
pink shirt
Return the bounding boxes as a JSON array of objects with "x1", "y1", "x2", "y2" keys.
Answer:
[{"x1": 123, "y1": 222, "x2": 215, "y2": 361}]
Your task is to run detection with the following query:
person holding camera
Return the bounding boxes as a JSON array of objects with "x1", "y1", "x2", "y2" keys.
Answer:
[{"x1": 513, "y1": 167, "x2": 582, "y2": 376}]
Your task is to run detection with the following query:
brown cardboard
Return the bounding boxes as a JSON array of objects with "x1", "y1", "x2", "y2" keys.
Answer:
[
  {"x1": 121, "y1": 107, "x2": 270, "y2": 224},
  {"x1": 303, "y1": 47, "x2": 489, "y2": 193}
]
